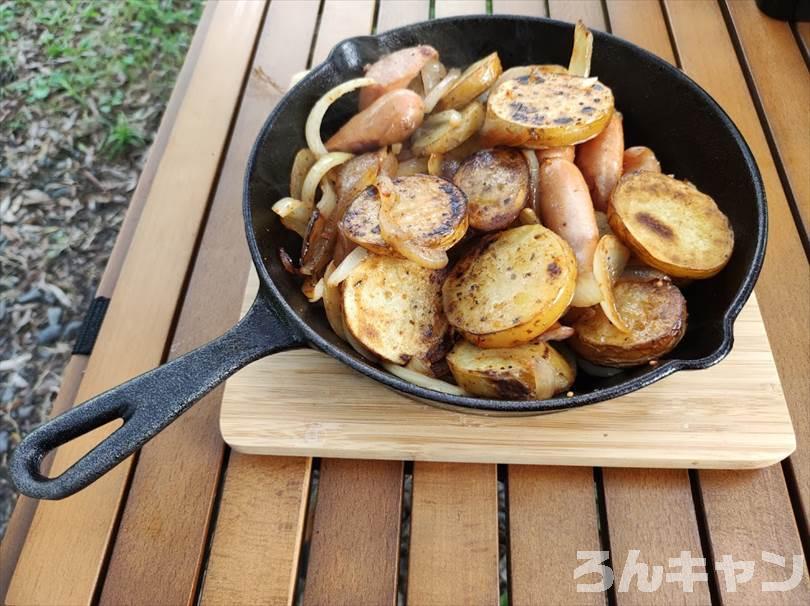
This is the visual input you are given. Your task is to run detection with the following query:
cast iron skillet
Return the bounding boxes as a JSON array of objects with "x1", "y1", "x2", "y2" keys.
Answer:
[{"x1": 11, "y1": 15, "x2": 766, "y2": 500}]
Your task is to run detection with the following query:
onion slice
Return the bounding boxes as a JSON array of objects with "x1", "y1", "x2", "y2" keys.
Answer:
[
  {"x1": 316, "y1": 178, "x2": 337, "y2": 217},
  {"x1": 519, "y1": 207, "x2": 540, "y2": 225},
  {"x1": 327, "y1": 245, "x2": 369, "y2": 287},
  {"x1": 305, "y1": 77, "x2": 376, "y2": 156},
  {"x1": 302, "y1": 277, "x2": 324, "y2": 302},
  {"x1": 593, "y1": 234, "x2": 631, "y2": 332},
  {"x1": 383, "y1": 362, "x2": 468, "y2": 395},
  {"x1": 427, "y1": 153, "x2": 444, "y2": 176},
  {"x1": 423, "y1": 68, "x2": 461, "y2": 113},
  {"x1": 533, "y1": 358, "x2": 557, "y2": 400},
  {"x1": 568, "y1": 20, "x2": 593, "y2": 78},
  {"x1": 301, "y1": 152, "x2": 353, "y2": 204},
  {"x1": 421, "y1": 58, "x2": 445, "y2": 94},
  {"x1": 522, "y1": 149, "x2": 539, "y2": 214},
  {"x1": 272, "y1": 197, "x2": 314, "y2": 237}
]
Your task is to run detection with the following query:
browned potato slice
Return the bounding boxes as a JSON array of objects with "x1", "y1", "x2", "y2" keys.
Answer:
[
  {"x1": 435, "y1": 52, "x2": 503, "y2": 111},
  {"x1": 570, "y1": 278, "x2": 687, "y2": 367},
  {"x1": 608, "y1": 171, "x2": 734, "y2": 278},
  {"x1": 480, "y1": 72, "x2": 614, "y2": 148},
  {"x1": 443, "y1": 225, "x2": 577, "y2": 348},
  {"x1": 411, "y1": 102, "x2": 485, "y2": 156},
  {"x1": 340, "y1": 174, "x2": 468, "y2": 254},
  {"x1": 342, "y1": 255, "x2": 448, "y2": 365},
  {"x1": 453, "y1": 148, "x2": 529, "y2": 231},
  {"x1": 447, "y1": 340, "x2": 575, "y2": 399}
]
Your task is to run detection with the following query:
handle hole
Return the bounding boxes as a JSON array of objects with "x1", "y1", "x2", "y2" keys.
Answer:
[{"x1": 42, "y1": 418, "x2": 124, "y2": 479}]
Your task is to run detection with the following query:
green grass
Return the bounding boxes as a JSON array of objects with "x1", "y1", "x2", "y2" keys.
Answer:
[{"x1": 0, "y1": 0, "x2": 202, "y2": 157}]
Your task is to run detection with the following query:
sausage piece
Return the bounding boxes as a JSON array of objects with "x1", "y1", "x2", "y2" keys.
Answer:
[
  {"x1": 536, "y1": 146, "x2": 575, "y2": 163},
  {"x1": 575, "y1": 112, "x2": 624, "y2": 211},
  {"x1": 326, "y1": 89, "x2": 425, "y2": 154},
  {"x1": 537, "y1": 158, "x2": 601, "y2": 307},
  {"x1": 453, "y1": 149, "x2": 528, "y2": 231},
  {"x1": 622, "y1": 146, "x2": 661, "y2": 174},
  {"x1": 359, "y1": 45, "x2": 439, "y2": 109}
]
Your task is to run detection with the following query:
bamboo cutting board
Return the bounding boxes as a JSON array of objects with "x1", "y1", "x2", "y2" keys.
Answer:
[{"x1": 220, "y1": 269, "x2": 795, "y2": 469}]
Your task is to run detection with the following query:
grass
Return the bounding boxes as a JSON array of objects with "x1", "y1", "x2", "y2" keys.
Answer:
[{"x1": 0, "y1": 0, "x2": 202, "y2": 157}]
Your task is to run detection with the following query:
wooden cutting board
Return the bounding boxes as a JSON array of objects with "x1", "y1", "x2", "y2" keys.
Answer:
[{"x1": 220, "y1": 269, "x2": 795, "y2": 469}]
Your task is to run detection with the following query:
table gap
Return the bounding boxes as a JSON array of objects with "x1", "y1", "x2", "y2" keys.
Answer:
[
  {"x1": 306, "y1": 0, "x2": 328, "y2": 69},
  {"x1": 497, "y1": 464, "x2": 510, "y2": 605},
  {"x1": 782, "y1": 460, "x2": 810, "y2": 560},
  {"x1": 192, "y1": 446, "x2": 232, "y2": 606},
  {"x1": 688, "y1": 470, "x2": 723, "y2": 605},
  {"x1": 293, "y1": 457, "x2": 322, "y2": 606},
  {"x1": 396, "y1": 460, "x2": 414, "y2": 604},
  {"x1": 372, "y1": 0, "x2": 382, "y2": 34},
  {"x1": 791, "y1": 22, "x2": 810, "y2": 67},
  {"x1": 718, "y1": 0, "x2": 810, "y2": 258},
  {"x1": 593, "y1": 468, "x2": 617, "y2": 606}
]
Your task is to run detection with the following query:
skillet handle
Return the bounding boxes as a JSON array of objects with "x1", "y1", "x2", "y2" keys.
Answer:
[{"x1": 10, "y1": 296, "x2": 303, "y2": 500}]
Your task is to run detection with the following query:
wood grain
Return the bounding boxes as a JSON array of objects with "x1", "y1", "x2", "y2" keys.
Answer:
[
  {"x1": 725, "y1": 0, "x2": 810, "y2": 235},
  {"x1": 508, "y1": 466, "x2": 604, "y2": 606},
  {"x1": 595, "y1": 7, "x2": 710, "y2": 606},
  {"x1": 548, "y1": 0, "x2": 606, "y2": 29},
  {"x1": 604, "y1": 0, "x2": 675, "y2": 63},
  {"x1": 221, "y1": 290, "x2": 791, "y2": 468},
  {"x1": 699, "y1": 466, "x2": 810, "y2": 604},
  {"x1": 96, "y1": 2, "x2": 321, "y2": 605},
  {"x1": 376, "y1": 0, "x2": 430, "y2": 32},
  {"x1": 302, "y1": 460, "x2": 404, "y2": 606},
  {"x1": 434, "y1": 0, "x2": 488, "y2": 18},
  {"x1": 4, "y1": 3, "x2": 267, "y2": 605},
  {"x1": 199, "y1": 456, "x2": 312, "y2": 606},
  {"x1": 312, "y1": 0, "x2": 376, "y2": 66},
  {"x1": 603, "y1": 469, "x2": 710, "y2": 605},
  {"x1": 664, "y1": 0, "x2": 810, "y2": 533},
  {"x1": 0, "y1": 7, "x2": 215, "y2": 598},
  {"x1": 407, "y1": 463, "x2": 499, "y2": 605},
  {"x1": 492, "y1": 0, "x2": 547, "y2": 16}
]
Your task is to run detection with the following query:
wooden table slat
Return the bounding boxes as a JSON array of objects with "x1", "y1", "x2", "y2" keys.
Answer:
[
  {"x1": 4, "y1": 3, "x2": 267, "y2": 605},
  {"x1": 376, "y1": 0, "x2": 430, "y2": 32},
  {"x1": 795, "y1": 21, "x2": 810, "y2": 61},
  {"x1": 724, "y1": 0, "x2": 810, "y2": 237},
  {"x1": 97, "y1": 1, "x2": 322, "y2": 604},
  {"x1": 548, "y1": 0, "x2": 607, "y2": 29},
  {"x1": 312, "y1": 0, "x2": 377, "y2": 66},
  {"x1": 302, "y1": 460, "x2": 404, "y2": 606},
  {"x1": 492, "y1": 0, "x2": 547, "y2": 17},
  {"x1": 592, "y1": 6, "x2": 712, "y2": 606},
  {"x1": 508, "y1": 466, "x2": 605, "y2": 606},
  {"x1": 663, "y1": 0, "x2": 810, "y2": 536},
  {"x1": 407, "y1": 463, "x2": 500, "y2": 605},
  {"x1": 0, "y1": 6, "x2": 216, "y2": 598},
  {"x1": 665, "y1": 1, "x2": 810, "y2": 605},
  {"x1": 200, "y1": 456, "x2": 312, "y2": 606},
  {"x1": 434, "y1": 0, "x2": 488, "y2": 19}
]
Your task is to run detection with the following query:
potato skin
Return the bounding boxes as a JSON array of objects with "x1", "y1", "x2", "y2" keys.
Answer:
[
  {"x1": 343, "y1": 255, "x2": 449, "y2": 365},
  {"x1": 570, "y1": 278, "x2": 687, "y2": 366},
  {"x1": 608, "y1": 171, "x2": 734, "y2": 279},
  {"x1": 442, "y1": 225, "x2": 577, "y2": 348},
  {"x1": 453, "y1": 148, "x2": 529, "y2": 231},
  {"x1": 447, "y1": 340, "x2": 575, "y2": 399}
]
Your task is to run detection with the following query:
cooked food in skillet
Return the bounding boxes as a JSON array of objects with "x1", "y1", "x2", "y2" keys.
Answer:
[{"x1": 272, "y1": 21, "x2": 735, "y2": 400}]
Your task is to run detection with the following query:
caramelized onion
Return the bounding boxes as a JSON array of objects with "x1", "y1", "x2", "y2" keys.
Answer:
[
  {"x1": 383, "y1": 362, "x2": 467, "y2": 395},
  {"x1": 306, "y1": 77, "x2": 375, "y2": 156}
]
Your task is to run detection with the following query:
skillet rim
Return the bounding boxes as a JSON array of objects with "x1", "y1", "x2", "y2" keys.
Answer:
[{"x1": 243, "y1": 14, "x2": 767, "y2": 414}]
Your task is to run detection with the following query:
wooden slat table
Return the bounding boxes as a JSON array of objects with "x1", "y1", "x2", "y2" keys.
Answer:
[{"x1": 2, "y1": 1, "x2": 808, "y2": 604}]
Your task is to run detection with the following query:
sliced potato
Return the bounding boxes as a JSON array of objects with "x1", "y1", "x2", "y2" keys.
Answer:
[
  {"x1": 442, "y1": 225, "x2": 577, "y2": 348},
  {"x1": 608, "y1": 171, "x2": 734, "y2": 278},
  {"x1": 447, "y1": 340, "x2": 575, "y2": 399},
  {"x1": 290, "y1": 148, "x2": 317, "y2": 200},
  {"x1": 490, "y1": 64, "x2": 568, "y2": 98},
  {"x1": 453, "y1": 148, "x2": 529, "y2": 231},
  {"x1": 481, "y1": 72, "x2": 614, "y2": 148},
  {"x1": 342, "y1": 255, "x2": 448, "y2": 365},
  {"x1": 593, "y1": 234, "x2": 631, "y2": 332},
  {"x1": 570, "y1": 278, "x2": 687, "y2": 366},
  {"x1": 340, "y1": 174, "x2": 468, "y2": 254},
  {"x1": 435, "y1": 52, "x2": 502, "y2": 111},
  {"x1": 411, "y1": 101, "x2": 485, "y2": 156}
]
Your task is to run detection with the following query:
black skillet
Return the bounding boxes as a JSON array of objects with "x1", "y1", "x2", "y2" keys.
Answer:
[{"x1": 10, "y1": 16, "x2": 766, "y2": 500}]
